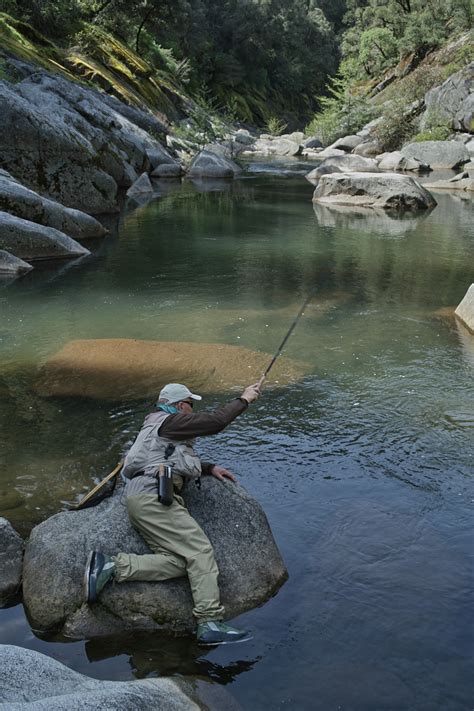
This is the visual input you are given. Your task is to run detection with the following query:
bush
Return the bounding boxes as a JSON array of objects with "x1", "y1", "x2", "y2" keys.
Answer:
[
  {"x1": 305, "y1": 69, "x2": 379, "y2": 146},
  {"x1": 373, "y1": 99, "x2": 417, "y2": 151},
  {"x1": 412, "y1": 127, "x2": 452, "y2": 141},
  {"x1": 265, "y1": 116, "x2": 287, "y2": 136}
]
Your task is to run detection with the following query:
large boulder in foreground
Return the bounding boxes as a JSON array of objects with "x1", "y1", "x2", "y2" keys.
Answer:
[
  {"x1": 0, "y1": 518, "x2": 23, "y2": 606},
  {"x1": 0, "y1": 645, "x2": 239, "y2": 710},
  {"x1": 455, "y1": 284, "x2": 474, "y2": 333},
  {"x1": 23, "y1": 478, "x2": 287, "y2": 638},
  {"x1": 313, "y1": 172, "x2": 437, "y2": 211},
  {"x1": 401, "y1": 141, "x2": 470, "y2": 170},
  {"x1": 0, "y1": 212, "x2": 91, "y2": 261},
  {"x1": 34, "y1": 338, "x2": 310, "y2": 400}
]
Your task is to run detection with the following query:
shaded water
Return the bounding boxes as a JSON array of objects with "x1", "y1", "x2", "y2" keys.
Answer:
[{"x1": 0, "y1": 172, "x2": 473, "y2": 710}]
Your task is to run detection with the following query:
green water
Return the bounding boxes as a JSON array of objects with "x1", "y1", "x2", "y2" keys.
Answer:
[{"x1": 0, "y1": 173, "x2": 473, "y2": 710}]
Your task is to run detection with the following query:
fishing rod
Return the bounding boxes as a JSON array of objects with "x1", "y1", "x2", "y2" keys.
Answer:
[
  {"x1": 258, "y1": 291, "x2": 314, "y2": 386},
  {"x1": 72, "y1": 292, "x2": 314, "y2": 509}
]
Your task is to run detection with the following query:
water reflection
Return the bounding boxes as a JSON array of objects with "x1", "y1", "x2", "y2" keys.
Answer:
[
  {"x1": 312, "y1": 201, "x2": 431, "y2": 236},
  {"x1": 85, "y1": 632, "x2": 260, "y2": 683}
]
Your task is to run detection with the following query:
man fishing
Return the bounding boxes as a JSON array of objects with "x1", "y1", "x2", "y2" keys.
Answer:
[{"x1": 84, "y1": 380, "x2": 262, "y2": 646}]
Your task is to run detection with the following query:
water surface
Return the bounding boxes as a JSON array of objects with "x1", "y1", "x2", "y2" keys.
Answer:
[{"x1": 0, "y1": 172, "x2": 473, "y2": 710}]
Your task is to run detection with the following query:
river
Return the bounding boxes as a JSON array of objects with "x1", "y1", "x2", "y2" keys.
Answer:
[{"x1": 0, "y1": 167, "x2": 473, "y2": 710}]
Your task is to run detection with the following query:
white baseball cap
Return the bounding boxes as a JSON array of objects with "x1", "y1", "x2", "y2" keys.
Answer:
[{"x1": 158, "y1": 383, "x2": 202, "y2": 404}]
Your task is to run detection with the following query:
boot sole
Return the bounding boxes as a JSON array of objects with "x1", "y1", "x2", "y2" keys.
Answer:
[
  {"x1": 197, "y1": 634, "x2": 253, "y2": 646},
  {"x1": 84, "y1": 550, "x2": 97, "y2": 604}
]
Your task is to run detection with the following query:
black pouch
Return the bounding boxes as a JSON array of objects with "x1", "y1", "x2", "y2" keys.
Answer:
[{"x1": 158, "y1": 464, "x2": 174, "y2": 506}]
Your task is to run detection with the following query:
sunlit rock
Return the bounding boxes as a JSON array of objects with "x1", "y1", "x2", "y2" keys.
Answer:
[
  {"x1": 313, "y1": 172, "x2": 437, "y2": 211},
  {"x1": 34, "y1": 339, "x2": 311, "y2": 400},
  {"x1": 424, "y1": 177, "x2": 474, "y2": 192},
  {"x1": 0, "y1": 645, "x2": 240, "y2": 709},
  {"x1": 401, "y1": 141, "x2": 470, "y2": 170},
  {"x1": 305, "y1": 155, "x2": 379, "y2": 185},
  {"x1": 376, "y1": 151, "x2": 429, "y2": 172},
  {"x1": 0, "y1": 518, "x2": 23, "y2": 606},
  {"x1": 328, "y1": 135, "x2": 364, "y2": 152},
  {"x1": 455, "y1": 283, "x2": 474, "y2": 333},
  {"x1": 23, "y1": 478, "x2": 288, "y2": 638}
]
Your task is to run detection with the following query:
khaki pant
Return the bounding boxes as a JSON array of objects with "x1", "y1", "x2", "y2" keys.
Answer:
[{"x1": 113, "y1": 493, "x2": 225, "y2": 622}]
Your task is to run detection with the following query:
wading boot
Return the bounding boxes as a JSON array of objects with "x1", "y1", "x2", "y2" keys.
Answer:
[
  {"x1": 197, "y1": 620, "x2": 252, "y2": 646},
  {"x1": 84, "y1": 550, "x2": 116, "y2": 603}
]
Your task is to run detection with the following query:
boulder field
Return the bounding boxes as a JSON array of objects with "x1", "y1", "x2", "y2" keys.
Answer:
[
  {"x1": 34, "y1": 338, "x2": 311, "y2": 400},
  {"x1": 22, "y1": 477, "x2": 288, "y2": 638}
]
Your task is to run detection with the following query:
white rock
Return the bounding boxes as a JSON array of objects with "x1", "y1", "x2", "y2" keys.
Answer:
[
  {"x1": 401, "y1": 141, "x2": 470, "y2": 169},
  {"x1": 313, "y1": 172, "x2": 437, "y2": 211},
  {"x1": 306, "y1": 155, "x2": 379, "y2": 185},
  {"x1": 329, "y1": 135, "x2": 364, "y2": 152},
  {"x1": 377, "y1": 151, "x2": 429, "y2": 172},
  {"x1": 455, "y1": 284, "x2": 474, "y2": 333}
]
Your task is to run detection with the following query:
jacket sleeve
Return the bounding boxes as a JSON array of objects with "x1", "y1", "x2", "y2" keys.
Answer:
[{"x1": 158, "y1": 398, "x2": 248, "y2": 440}]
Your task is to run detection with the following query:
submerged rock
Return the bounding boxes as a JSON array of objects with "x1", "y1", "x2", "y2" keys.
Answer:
[
  {"x1": 23, "y1": 477, "x2": 287, "y2": 638},
  {"x1": 313, "y1": 172, "x2": 437, "y2": 211},
  {"x1": 34, "y1": 338, "x2": 310, "y2": 400},
  {"x1": 0, "y1": 212, "x2": 91, "y2": 261},
  {"x1": 0, "y1": 250, "x2": 32, "y2": 275},
  {"x1": 0, "y1": 518, "x2": 23, "y2": 606},
  {"x1": 0, "y1": 644, "x2": 240, "y2": 709},
  {"x1": 455, "y1": 283, "x2": 474, "y2": 333}
]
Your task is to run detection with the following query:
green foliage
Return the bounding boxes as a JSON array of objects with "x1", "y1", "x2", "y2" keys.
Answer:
[
  {"x1": 373, "y1": 98, "x2": 417, "y2": 151},
  {"x1": 265, "y1": 116, "x2": 287, "y2": 136},
  {"x1": 359, "y1": 27, "x2": 399, "y2": 76},
  {"x1": 412, "y1": 126, "x2": 452, "y2": 141},
  {"x1": 341, "y1": 0, "x2": 474, "y2": 81},
  {"x1": 305, "y1": 68, "x2": 379, "y2": 145},
  {"x1": 411, "y1": 108, "x2": 452, "y2": 141}
]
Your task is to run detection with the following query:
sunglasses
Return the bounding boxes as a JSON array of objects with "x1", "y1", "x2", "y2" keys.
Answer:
[{"x1": 182, "y1": 400, "x2": 194, "y2": 408}]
